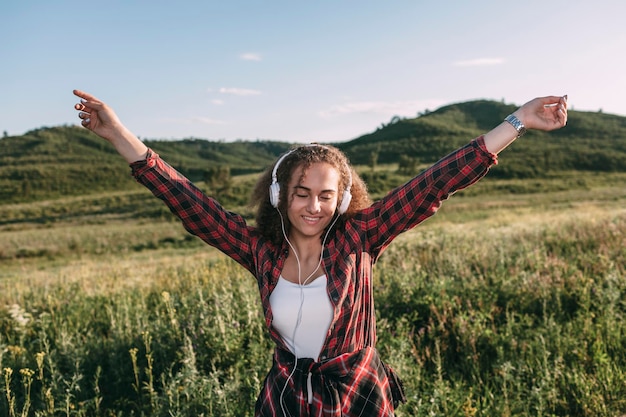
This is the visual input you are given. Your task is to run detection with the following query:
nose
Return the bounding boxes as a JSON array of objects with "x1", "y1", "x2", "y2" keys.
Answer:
[{"x1": 307, "y1": 197, "x2": 321, "y2": 213}]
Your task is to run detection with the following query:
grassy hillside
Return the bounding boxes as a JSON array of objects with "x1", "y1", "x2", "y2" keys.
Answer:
[
  {"x1": 0, "y1": 126, "x2": 290, "y2": 205},
  {"x1": 2, "y1": 100, "x2": 626, "y2": 207},
  {"x1": 338, "y1": 100, "x2": 626, "y2": 178}
]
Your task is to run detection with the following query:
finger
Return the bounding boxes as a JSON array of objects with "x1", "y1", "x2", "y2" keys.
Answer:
[
  {"x1": 73, "y1": 89, "x2": 100, "y2": 103},
  {"x1": 541, "y1": 95, "x2": 564, "y2": 108},
  {"x1": 81, "y1": 117, "x2": 91, "y2": 127},
  {"x1": 78, "y1": 98, "x2": 105, "y2": 112},
  {"x1": 78, "y1": 111, "x2": 90, "y2": 119},
  {"x1": 558, "y1": 108, "x2": 567, "y2": 126},
  {"x1": 551, "y1": 103, "x2": 567, "y2": 127},
  {"x1": 73, "y1": 90, "x2": 106, "y2": 113}
]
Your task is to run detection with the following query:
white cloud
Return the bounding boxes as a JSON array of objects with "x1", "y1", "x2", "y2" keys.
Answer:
[
  {"x1": 319, "y1": 99, "x2": 447, "y2": 118},
  {"x1": 211, "y1": 99, "x2": 224, "y2": 105},
  {"x1": 240, "y1": 52, "x2": 262, "y2": 61},
  {"x1": 219, "y1": 87, "x2": 262, "y2": 96},
  {"x1": 453, "y1": 58, "x2": 504, "y2": 67}
]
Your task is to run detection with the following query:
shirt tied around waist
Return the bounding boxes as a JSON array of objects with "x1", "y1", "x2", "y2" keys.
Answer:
[{"x1": 255, "y1": 346, "x2": 406, "y2": 417}]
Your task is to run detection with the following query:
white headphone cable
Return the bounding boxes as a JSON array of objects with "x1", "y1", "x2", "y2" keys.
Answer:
[{"x1": 276, "y1": 209, "x2": 341, "y2": 416}]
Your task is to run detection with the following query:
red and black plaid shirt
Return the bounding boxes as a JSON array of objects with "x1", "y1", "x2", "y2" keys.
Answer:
[{"x1": 130, "y1": 137, "x2": 497, "y2": 416}]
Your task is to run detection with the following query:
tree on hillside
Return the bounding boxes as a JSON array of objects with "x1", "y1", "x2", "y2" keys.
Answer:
[
  {"x1": 369, "y1": 144, "x2": 380, "y2": 173},
  {"x1": 397, "y1": 155, "x2": 418, "y2": 175},
  {"x1": 203, "y1": 166, "x2": 232, "y2": 195}
]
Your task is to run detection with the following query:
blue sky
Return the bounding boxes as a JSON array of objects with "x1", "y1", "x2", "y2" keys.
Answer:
[{"x1": 1, "y1": 0, "x2": 625, "y2": 143}]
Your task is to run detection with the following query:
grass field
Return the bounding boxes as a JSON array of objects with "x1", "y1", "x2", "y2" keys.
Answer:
[{"x1": 1, "y1": 173, "x2": 626, "y2": 416}]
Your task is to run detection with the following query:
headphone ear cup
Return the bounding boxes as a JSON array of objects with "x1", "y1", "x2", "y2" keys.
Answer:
[
  {"x1": 338, "y1": 189, "x2": 352, "y2": 214},
  {"x1": 269, "y1": 182, "x2": 281, "y2": 207}
]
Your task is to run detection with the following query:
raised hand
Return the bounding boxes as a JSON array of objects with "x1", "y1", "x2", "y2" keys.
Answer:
[
  {"x1": 514, "y1": 95, "x2": 568, "y2": 131},
  {"x1": 73, "y1": 89, "x2": 148, "y2": 163},
  {"x1": 73, "y1": 89, "x2": 127, "y2": 141},
  {"x1": 483, "y1": 95, "x2": 568, "y2": 154}
]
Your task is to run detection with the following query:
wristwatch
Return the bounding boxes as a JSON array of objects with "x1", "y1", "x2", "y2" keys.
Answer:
[{"x1": 504, "y1": 114, "x2": 527, "y2": 138}]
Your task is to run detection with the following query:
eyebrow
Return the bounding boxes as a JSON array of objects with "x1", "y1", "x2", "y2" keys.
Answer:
[{"x1": 294, "y1": 185, "x2": 337, "y2": 193}]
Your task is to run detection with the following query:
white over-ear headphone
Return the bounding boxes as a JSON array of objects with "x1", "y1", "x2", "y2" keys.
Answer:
[{"x1": 269, "y1": 145, "x2": 352, "y2": 215}]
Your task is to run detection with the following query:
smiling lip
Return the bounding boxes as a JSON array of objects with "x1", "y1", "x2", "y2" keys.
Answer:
[{"x1": 302, "y1": 216, "x2": 322, "y2": 224}]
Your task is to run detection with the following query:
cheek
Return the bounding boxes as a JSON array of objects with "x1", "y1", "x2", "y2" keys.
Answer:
[
  {"x1": 285, "y1": 197, "x2": 303, "y2": 218},
  {"x1": 286, "y1": 195, "x2": 301, "y2": 210}
]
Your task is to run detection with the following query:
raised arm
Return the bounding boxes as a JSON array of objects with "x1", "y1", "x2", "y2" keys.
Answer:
[
  {"x1": 484, "y1": 95, "x2": 568, "y2": 154},
  {"x1": 73, "y1": 89, "x2": 148, "y2": 163}
]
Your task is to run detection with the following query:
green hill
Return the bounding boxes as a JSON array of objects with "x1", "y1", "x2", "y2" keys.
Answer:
[
  {"x1": 0, "y1": 126, "x2": 292, "y2": 204},
  {"x1": 338, "y1": 100, "x2": 626, "y2": 178},
  {"x1": 2, "y1": 100, "x2": 626, "y2": 205}
]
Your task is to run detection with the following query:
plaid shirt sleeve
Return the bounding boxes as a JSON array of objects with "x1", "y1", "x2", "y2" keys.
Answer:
[
  {"x1": 129, "y1": 149, "x2": 258, "y2": 273},
  {"x1": 360, "y1": 136, "x2": 497, "y2": 258}
]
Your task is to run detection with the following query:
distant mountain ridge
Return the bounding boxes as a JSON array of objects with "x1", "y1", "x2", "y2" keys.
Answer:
[{"x1": 2, "y1": 99, "x2": 626, "y2": 205}]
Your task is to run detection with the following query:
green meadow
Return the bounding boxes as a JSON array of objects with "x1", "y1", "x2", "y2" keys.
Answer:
[
  {"x1": 1, "y1": 171, "x2": 626, "y2": 416},
  {"x1": 2, "y1": 102, "x2": 626, "y2": 416}
]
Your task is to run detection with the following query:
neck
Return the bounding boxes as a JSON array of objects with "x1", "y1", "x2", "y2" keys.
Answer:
[{"x1": 287, "y1": 234, "x2": 323, "y2": 261}]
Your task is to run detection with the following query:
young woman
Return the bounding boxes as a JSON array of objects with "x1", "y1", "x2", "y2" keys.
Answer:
[{"x1": 73, "y1": 90, "x2": 567, "y2": 416}]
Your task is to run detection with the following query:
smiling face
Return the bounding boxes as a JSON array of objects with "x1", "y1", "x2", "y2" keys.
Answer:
[{"x1": 286, "y1": 162, "x2": 341, "y2": 242}]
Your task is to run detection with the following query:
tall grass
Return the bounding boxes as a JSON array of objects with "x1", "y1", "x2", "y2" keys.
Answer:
[
  {"x1": 375, "y1": 208, "x2": 626, "y2": 416},
  {"x1": 1, "y1": 260, "x2": 272, "y2": 416},
  {"x1": 1, "y1": 189, "x2": 625, "y2": 416}
]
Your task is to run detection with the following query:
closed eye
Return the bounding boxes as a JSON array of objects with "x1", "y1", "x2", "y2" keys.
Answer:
[{"x1": 293, "y1": 186, "x2": 336, "y2": 201}]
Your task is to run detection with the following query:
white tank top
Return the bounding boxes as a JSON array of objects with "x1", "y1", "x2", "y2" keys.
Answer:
[{"x1": 269, "y1": 275, "x2": 333, "y2": 360}]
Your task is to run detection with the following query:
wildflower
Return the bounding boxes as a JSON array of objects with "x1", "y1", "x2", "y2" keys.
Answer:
[
  {"x1": 36, "y1": 352, "x2": 46, "y2": 380},
  {"x1": 8, "y1": 304, "x2": 31, "y2": 327},
  {"x1": 7, "y1": 345, "x2": 26, "y2": 358},
  {"x1": 35, "y1": 352, "x2": 45, "y2": 369}
]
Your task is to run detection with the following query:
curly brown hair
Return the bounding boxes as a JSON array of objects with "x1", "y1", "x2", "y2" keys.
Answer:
[{"x1": 250, "y1": 144, "x2": 371, "y2": 245}]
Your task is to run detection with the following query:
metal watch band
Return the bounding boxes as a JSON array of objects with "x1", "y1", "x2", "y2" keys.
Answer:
[{"x1": 504, "y1": 114, "x2": 527, "y2": 137}]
